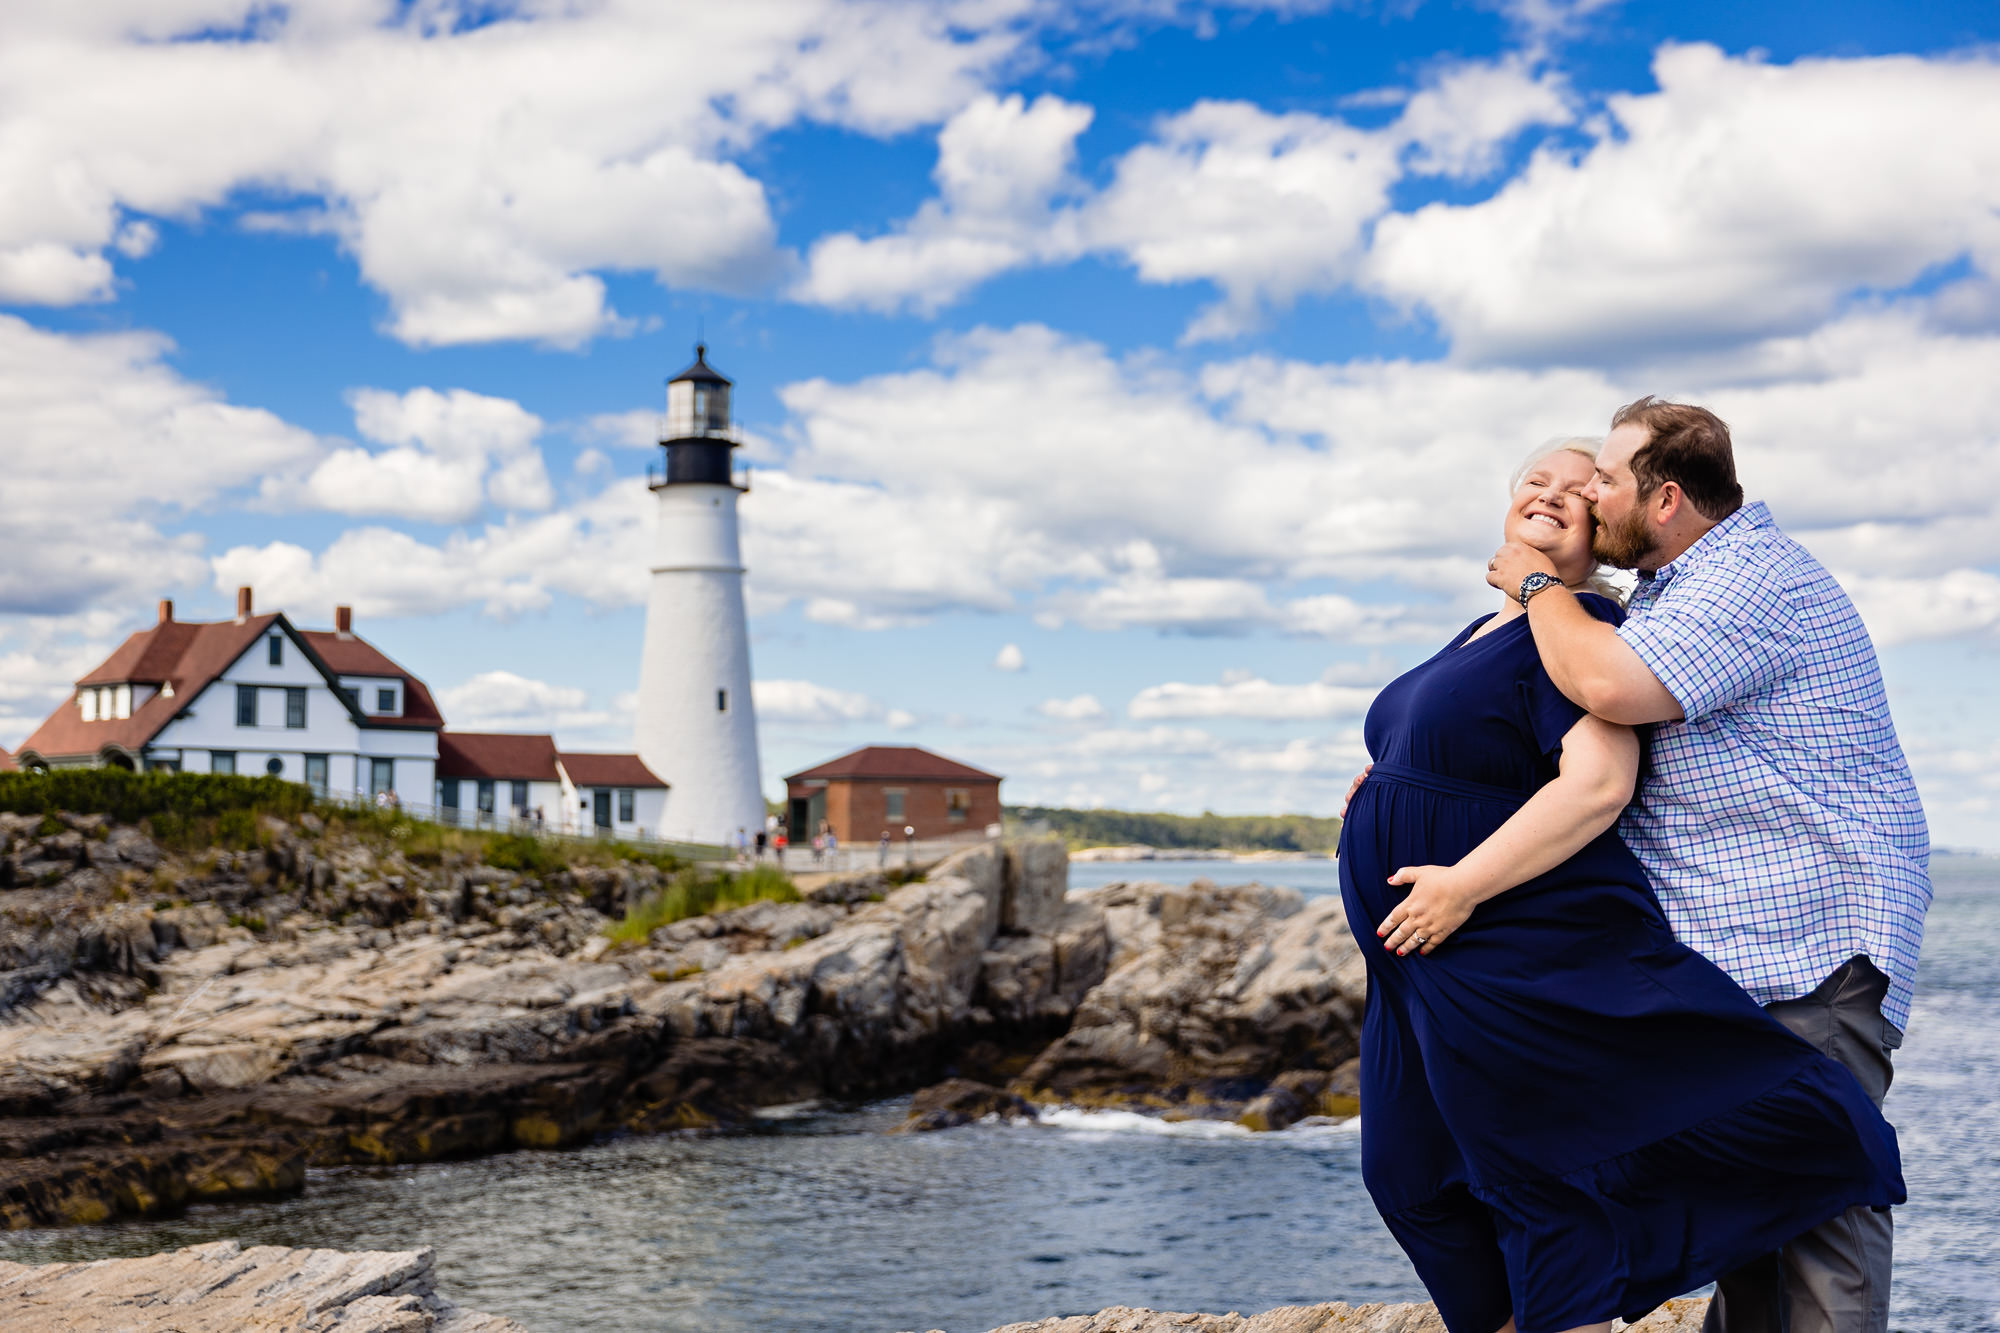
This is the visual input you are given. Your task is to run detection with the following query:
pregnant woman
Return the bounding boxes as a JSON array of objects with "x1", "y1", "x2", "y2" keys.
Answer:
[{"x1": 1338, "y1": 441, "x2": 1903, "y2": 1333}]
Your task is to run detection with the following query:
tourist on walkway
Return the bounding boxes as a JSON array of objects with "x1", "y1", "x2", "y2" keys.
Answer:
[{"x1": 1340, "y1": 433, "x2": 1903, "y2": 1333}]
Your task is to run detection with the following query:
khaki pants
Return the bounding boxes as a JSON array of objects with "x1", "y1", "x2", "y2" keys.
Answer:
[{"x1": 1703, "y1": 956, "x2": 1902, "y2": 1333}]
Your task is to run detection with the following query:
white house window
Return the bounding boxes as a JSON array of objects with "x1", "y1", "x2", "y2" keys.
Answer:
[
  {"x1": 477, "y1": 780, "x2": 495, "y2": 815},
  {"x1": 377, "y1": 687, "x2": 397, "y2": 714},
  {"x1": 285, "y1": 687, "x2": 306, "y2": 728},
  {"x1": 236, "y1": 685, "x2": 259, "y2": 726},
  {"x1": 80, "y1": 689, "x2": 98, "y2": 722},
  {"x1": 369, "y1": 758, "x2": 395, "y2": 797},
  {"x1": 440, "y1": 778, "x2": 460, "y2": 809},
  {"x1": 511, "y1": 781, "x2": 529, "y2": 811},
  {"x1": 618, "y1": 789, "x2": 635, "y2": 822},
  {"x1": 265, "y1": 756, "x2": 284, "y2": 776},
  {"x1": 341, "y1": 686, "x2": 360, "y2": 708},
  {"x1": 212, "y1": 751, "x2": 236, "y2": 775},
  {"x1": 883, "y1": 788, "x2": 906, "y2": 821},
  {"x1": 114, "y1": 684, "x2": 131, "y2": 719},
  {"x1": 305, "y1": 754, "x2": 328, "y2": 796},
  {"x1": 268, "y1": 635, "x2": 283, "y2": 666}
]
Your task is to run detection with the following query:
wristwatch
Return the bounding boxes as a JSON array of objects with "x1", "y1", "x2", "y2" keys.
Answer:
[{"x1": 1517, "y1": 571, "x2": 1561, "y2": 607}]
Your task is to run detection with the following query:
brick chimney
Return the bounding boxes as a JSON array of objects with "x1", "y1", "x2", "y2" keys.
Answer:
[
  {"x1": 157, "y1": 599, "x2": 174, "y2": 625},
  {"x1": 235, "y1": 586, "x2": 253, "y2": 623},
  {"x1": 335, "y1": 605, "x2": 353, "y2": 637}
]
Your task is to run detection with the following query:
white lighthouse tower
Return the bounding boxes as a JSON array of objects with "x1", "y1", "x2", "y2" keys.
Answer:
[{"x1": 635, "y1": 345, "x2": 765, "y2": 845}]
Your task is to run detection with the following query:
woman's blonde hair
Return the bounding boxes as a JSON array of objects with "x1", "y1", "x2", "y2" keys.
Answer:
[{"x1": 1506, "y1": 435, "x2": 1631, "y2": 605}]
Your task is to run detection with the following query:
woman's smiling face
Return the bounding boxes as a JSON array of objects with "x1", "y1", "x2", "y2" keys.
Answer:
[{"x1": 1504, "y1": 449, "x2": 1596, "y2": 576}]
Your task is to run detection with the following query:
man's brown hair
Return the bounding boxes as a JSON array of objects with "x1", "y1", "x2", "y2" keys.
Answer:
[{"x1": 1609, "y1": 396, "x2": 1744, "y2": 522}]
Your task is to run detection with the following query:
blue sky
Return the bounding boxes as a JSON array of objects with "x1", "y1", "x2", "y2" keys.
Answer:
[{"x1": 4, "y1": 0, "x2": 2000, "y2": 847}]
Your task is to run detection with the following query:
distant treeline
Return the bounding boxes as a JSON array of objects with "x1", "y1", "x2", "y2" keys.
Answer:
[{"x1": 1004, "y1": 805, "x2": 1341, "y2": 852}]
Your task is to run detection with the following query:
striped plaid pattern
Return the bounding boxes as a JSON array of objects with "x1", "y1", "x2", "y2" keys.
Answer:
[{"x1": 1617, "y1": 502, "x2": 1932, "y2": 1030}]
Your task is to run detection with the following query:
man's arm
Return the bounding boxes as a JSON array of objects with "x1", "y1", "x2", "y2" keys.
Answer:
[
  {"x1": 1487, "y1": 540, "x2": 1682, "y2": 726},
  {"x1": 1527, "y1": 586, "x2": 1683, "y2": 725}
]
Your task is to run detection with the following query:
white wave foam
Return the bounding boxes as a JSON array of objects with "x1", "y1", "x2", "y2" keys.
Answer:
[{"x1": 1033, "y1": 1107, "x2": 1361, "y2": 1145}]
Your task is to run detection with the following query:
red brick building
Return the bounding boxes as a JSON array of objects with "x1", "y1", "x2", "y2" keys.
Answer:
[{"x1": 784, "y1": 745, "x2": 1002, "y2": 844}]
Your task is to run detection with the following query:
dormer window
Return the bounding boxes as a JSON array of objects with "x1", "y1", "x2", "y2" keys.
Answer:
[
  {"x1": 80, "y1": 689, "x2": 98, "y2": 722},
  {"x1": 377, "y1": 687, "x2": 397, "y2": 714}
]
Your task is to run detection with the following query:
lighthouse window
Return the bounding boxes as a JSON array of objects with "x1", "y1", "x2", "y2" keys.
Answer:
[{"x1": 717, "y1": 688, "x2": 728, "y2": 712}]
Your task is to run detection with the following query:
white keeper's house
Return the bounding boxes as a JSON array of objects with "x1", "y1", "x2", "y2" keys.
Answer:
[{"x1": 16, "y1": 589, "x2": 670, "y2": 836}]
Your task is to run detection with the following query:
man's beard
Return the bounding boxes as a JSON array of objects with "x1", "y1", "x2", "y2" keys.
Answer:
[{"x1": 1592, "y1": 502, "x2": 1660, "y2": 570}]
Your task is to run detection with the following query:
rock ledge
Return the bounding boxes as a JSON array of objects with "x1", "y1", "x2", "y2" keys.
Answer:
[{"x1": 0, "y1": 1239, "x2": 526, "y2": 1332}]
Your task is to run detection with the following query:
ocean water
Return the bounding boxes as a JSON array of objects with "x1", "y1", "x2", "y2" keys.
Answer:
[{"x1": 3, "y1": 858, "x2": 1993, "y2": 1333}]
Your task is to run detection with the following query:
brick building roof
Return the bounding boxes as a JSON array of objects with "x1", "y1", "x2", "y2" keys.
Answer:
[
  {"x1": 785, "y1": 745, "x2": 1000, "y2": 784},
  {"x1": 438, "y1": 732, "x2": 561, "y2": 782},
  {"x1": 559, "y1": 753, "x2": 667, "y2": 789}
]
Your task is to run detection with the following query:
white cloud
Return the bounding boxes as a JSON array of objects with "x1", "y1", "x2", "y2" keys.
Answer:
[
  {"x1": 1036, "y1": 693, "x2": 1106, "y2": 720},
  {"x1": 436, "y1": 669, "x2": 613, "y2": 734},
  {"x1": 1128, "y1": 673, "x2": 1376, "y2": 720},
  {"x1": 795, "y1": 92, "x2": 1094, "y2": 313},
  {"x1": 994, "y1": 642, "x2": 1026, "y2": 671},
  {"x1": 0, "y1": 314, "x2": 320, "y2": 618},
  {"x1": 0, "y1": 0, "x2": 1042, "y2": 343},
  {"x1": 284, "y1": 387, "x2": 553, "y2": 522},
  {"x1": 1365, "y1": 44, "x2": 2000, "y2": 362},
  {"x1": 794, "y1": 57, "x2": 1570, "y2": 337},
  {"x1": 754, "y1": 678, "x2": 884, "y2": 725},
  {"x1": 1845, "y1": 571, "x2": 2000, "y2": 648}
]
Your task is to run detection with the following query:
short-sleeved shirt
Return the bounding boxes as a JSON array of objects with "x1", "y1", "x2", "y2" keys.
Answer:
[{"x1": 1616, "y1": 501, "x2": 1931, "y2": 1029}]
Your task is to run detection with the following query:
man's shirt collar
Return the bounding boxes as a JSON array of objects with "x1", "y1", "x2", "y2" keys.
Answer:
[{"x1": 1641, "y1": 500, "x2": 1770, "y2": 586}]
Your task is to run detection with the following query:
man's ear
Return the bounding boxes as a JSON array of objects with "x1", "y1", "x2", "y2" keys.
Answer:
[{"x1": 1652, "y1": 480, "x2": 1683, "y2": 527}]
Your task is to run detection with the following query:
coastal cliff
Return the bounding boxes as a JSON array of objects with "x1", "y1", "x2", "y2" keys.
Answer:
[{"x1": 0, "y1": 809, "x2": 1365, "y2": 1228}]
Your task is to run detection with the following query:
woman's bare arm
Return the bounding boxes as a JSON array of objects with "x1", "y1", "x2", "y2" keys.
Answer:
[{"x1": 1376, "y1": 714, "x2": 1638, "y2": 956}]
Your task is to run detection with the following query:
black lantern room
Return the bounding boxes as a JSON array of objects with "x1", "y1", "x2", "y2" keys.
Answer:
[{"x1": 655, "y1": 344, "x2": 740, "y2": 488}]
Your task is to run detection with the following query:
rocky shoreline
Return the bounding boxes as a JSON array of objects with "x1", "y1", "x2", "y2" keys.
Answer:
[
  {"x1": 0, "y1": 1239, "x2": 1711, "y2": 1332},
  {"x1": 0, "y1": 810, "x2": 1365, "y2": 1229}
]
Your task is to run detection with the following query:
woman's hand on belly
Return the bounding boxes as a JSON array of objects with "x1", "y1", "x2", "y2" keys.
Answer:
[{"x1": 1379, "y1": 864, "x2": 1481, "y2": 956}]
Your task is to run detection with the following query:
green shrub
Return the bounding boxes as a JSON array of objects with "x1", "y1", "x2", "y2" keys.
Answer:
[
  {"x1": 0, "y1": 770, "x2": 314, "y2": 825},
  {"x1": 606, "y1": 863, "x2": 799, "y2": 946}
]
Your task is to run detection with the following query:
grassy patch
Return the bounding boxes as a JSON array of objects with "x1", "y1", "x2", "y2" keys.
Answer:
[{"x1": 606, "y1": 863, "x2": 799, "y2": 946}]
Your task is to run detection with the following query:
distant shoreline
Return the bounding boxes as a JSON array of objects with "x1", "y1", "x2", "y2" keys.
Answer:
[{"x1": 1069, "y1": 844, "x2": 1335, "y2": 863}]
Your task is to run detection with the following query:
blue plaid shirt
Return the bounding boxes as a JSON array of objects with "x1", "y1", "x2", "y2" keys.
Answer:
[{"x1": 1617, "y1": 501, "x2": 1931, "y2": 1031}]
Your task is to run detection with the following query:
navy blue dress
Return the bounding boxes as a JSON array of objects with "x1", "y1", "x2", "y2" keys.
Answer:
[{"x1": 1338, "y1": 596, "x2": 1903, "y2": 1333}]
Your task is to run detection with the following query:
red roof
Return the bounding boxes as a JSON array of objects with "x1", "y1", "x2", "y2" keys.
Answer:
[
  {"x1": 439, "y1": 732, "x2": 560, "y2": 782},
  {"x1": 298, "y1": 631, "x2": 444, "y2": 730},
  {"x1": 18, "y1": 612, "x2": 442, "y2": 765},
  {"x1": 0, "y1": 747, "x2": 16, "y2": 773},
  {"x1": 559, "y1": 753, "x2": 667, "y2": 789},
  {"x1": 785, "y1": 745, "x2": 1001, "y2": 784},
  {"x1": 21, "y1": 614, "x2": 280, "y2": 762}
]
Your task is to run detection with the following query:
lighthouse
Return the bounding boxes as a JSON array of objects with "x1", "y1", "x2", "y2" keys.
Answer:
[{"x1": 635, "y1": 345, "x2": 765, "y2": 845}]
